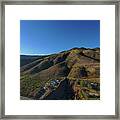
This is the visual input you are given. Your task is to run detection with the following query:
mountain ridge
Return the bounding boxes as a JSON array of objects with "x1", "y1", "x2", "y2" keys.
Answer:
[{"x1": 20, "y1": 47, "x2": 100, "y2": 100}]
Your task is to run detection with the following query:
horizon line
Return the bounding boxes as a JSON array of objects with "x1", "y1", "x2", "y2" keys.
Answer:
[{"x1": 20, "y1": 47, "x2": 100, "y2": 56}]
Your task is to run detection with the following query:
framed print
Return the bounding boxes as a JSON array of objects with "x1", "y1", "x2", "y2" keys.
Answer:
[{"x1": 0, "y1": 0, "x2": 120, "y2": 119}]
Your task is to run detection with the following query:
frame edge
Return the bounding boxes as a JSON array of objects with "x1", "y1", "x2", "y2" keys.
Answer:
[{"x1": 0, "y1": 0, "x2": 119, "y2": 119}]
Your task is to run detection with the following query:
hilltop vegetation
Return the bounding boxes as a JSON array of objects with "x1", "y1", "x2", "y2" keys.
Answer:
[{"x1": 20, "y1": 47, "x2": 100, "y2": 100}]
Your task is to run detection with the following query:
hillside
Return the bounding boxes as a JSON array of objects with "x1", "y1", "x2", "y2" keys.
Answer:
[
  {"x1": 20, "y1": 55, "x2": 48, "y2": 67},
  {"x1": 20, "y1": 47, "x2": 100, "y2": 100}
]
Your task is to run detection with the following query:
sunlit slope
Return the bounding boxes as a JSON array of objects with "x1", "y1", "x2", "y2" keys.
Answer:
[{"x1": 20, "y1": 47, "x2": 100, "y2": 100}]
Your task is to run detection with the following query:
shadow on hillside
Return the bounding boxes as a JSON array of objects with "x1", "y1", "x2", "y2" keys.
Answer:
[{"x1": 42, "y1": 78, "x2": 75, "y2": 100}]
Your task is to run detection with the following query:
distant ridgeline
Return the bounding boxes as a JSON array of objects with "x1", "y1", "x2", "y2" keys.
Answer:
[
  {"x1": 20, "y1": 55, "x2": 49, "y2": 67},
  {"x1": 20, "y1": 47, "x2": 100, "y2": 100}
]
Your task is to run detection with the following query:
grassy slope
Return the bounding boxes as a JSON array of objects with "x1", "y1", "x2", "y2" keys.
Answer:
[{"x1": 20, "y1": 48, "x2": 100, "y2": 99}]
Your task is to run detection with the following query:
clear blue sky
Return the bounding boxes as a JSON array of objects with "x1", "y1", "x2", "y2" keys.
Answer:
[{"x1": 20, "y1": 20, "x2": 100, "y2": 55}]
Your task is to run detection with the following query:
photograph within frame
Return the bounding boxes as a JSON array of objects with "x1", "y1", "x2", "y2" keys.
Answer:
[{"x1": 20, "y1": 20, "x2": 100, "y2": 100}]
